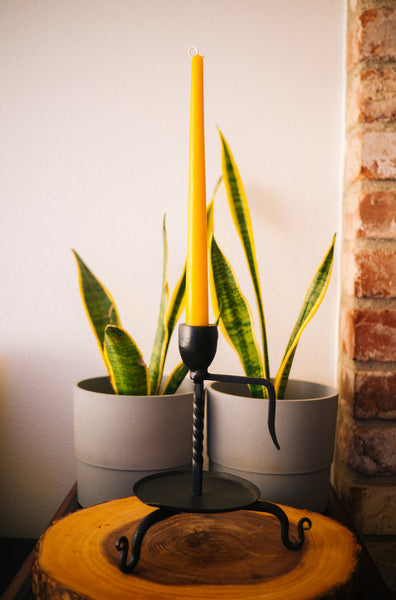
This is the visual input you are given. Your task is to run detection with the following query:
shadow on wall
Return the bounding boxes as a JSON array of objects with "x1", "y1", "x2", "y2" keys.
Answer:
[{"x1": 0, "y1": 350, "x2": 79, "y2": 538}]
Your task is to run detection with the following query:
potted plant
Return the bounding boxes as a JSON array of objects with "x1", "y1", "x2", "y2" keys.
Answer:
[
  {"x1": 207, "y1": 130, "x2": 337, "y2": 513},
  {"x1": 73, "y1": 217, "x2": 194, "y2": 507}
]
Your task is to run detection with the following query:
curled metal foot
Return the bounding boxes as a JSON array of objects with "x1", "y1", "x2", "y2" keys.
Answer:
[
  {"x1": 116, "y1": 507, "x2": 177, "y2": 573},
  {"x1": 249, "y1": 500, "x2": 312, "y2": 551}
]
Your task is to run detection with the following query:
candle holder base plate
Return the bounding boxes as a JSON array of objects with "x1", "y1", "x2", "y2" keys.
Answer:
[
  {"x1": 117, "y1": 471, "x2": 312, "y2": 574},
  {"x1": 134, "y1": 470, "x2": 260, "y2": 513}
]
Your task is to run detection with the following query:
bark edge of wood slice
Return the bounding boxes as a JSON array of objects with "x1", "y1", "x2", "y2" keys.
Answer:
[{"x1": 32, "y1": 495, "x2": 360, "y2": 600}]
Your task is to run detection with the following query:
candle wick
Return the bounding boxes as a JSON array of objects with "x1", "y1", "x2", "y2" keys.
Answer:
[{"x1": 188, "y1": 46, "x2": 199, "y2": 57}]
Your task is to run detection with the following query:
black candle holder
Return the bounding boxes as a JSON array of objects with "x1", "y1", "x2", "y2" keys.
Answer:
[{"x1": 116, "y1": 324, "x2": 312, "y2": 573}]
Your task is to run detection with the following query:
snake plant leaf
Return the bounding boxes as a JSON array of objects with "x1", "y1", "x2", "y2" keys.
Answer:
[
  {"x1": 274, "y1": 234, "x2": 336, "y2": 399},
  {"x1": 207, "y1": 196, "x2": 215, "y2": 241},
  {"x1": 165, "y1": 268, "x2": 186, "y2": 347},
  {"x1": 148, "y1": 216, "x2": 170, "y2": 395},
  {"x1": 166, "y1": 187, "x2": 217, "y2": 336},
  {"x1": 104, "y1": 325, "x2": 149, "y2": 395},
  {"x1": 208, "y1": 175, "x2": 222, "y2": 236},
  {"x1": 157, "y1": 195, "x2": 219, "y2": 394},
  {"x1": 162, "y1": 361, "x2": 190, "y2": 395},
  {"x1": 72, "y1": 250, "x2": 121, "y2": 360},
  {"x1": 218, "y1": 129, "x2": 269, "y2": 378},
  {"x1": 210, "y1": 236, "x2": 265, "y2": 398}
]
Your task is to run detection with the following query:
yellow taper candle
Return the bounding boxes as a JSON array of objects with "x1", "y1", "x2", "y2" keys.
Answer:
[{"x1": 186, "y1": 49, "x2": 209, "y2": 326}]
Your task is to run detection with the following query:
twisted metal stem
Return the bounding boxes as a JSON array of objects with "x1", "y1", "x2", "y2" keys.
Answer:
[{"x1": 191, "y1": 371, "x2": 205, "y2": 496}]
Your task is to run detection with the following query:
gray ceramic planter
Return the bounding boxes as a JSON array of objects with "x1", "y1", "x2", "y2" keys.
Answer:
[
  {"x1": 206, "y1": 380, "x2": 338, "y2": 513},
  {"x1": 73, "y1": 376, "x2": 193, "y2": 507}
]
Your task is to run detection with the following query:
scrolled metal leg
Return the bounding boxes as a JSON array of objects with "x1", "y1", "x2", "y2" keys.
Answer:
[
  {"x1": 116, "y1": 507, "x2": 178, "y2": 573},
  {"x1": 249, "y1": 500, "x2": 312, "y2": 551},
  {"x1": 205, "y1": 372, "x2": 279, "y2": 450}
]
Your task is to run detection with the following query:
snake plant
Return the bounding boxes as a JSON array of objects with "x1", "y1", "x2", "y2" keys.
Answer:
[
  {"x1": 73, "y1": 216, "x2": 190, "y2": 395},
  {"x1": 209, "y1": 130, "x2": 336, "y2": 399},
  {"x1": 74, "y1": 203, "x2": 216, "y2": 396}
]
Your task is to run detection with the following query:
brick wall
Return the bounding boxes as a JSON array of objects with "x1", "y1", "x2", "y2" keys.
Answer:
[{"x1": 333, "y1": 0, "x2": 396, "y2": 589}]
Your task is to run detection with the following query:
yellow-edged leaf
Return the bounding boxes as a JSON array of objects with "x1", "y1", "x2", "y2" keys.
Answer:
[
  {"x1": 207, "y1": 176, "x2": 222, "y2": 242},
  {"x1": 151, "y1": 193, "x2": 218, "y2": 394},
  {"x1": 162, "y1": 361, "x2": 189, "y2": 395},
  {"x1": 274, "y1": 234, "x2": 336, "y2": 399},
  {"x1": 72, "y1": 250, "x2": 121, "y2": 361},
  {"x1": 210, "y1": 236, "x2": 265, "y2": 398},
  {"x1": 148, "y1": 216, "x2": 169, "y2": 394},
  {"x1": 218, "y1": 129, "x2": 269, "y2": 378},
  {"x1": 162, "y1": 188, "x2": 219, "y2": 380},
  {"x1": 165, "y1": 268, "x2": 186, "y2": 342},
  {"x1": 104, "y1": 325, "x2": 149, "y2": 395}
]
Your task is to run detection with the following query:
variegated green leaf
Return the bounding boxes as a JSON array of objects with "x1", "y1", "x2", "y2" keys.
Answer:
[
  {"x1": 218, "y1": 130, "x2": 269, "y2": 378},
  {"x1": 161, "y1": 191, "x2": 218, "y2": 385},
  {"x1": 72, "y1": 250, "x2": 121, "y2": 360},
  {"x1": 210, "y1": 236, "x2": 265, "y2": 398},
  {"x1": 165, "y1": 268, "x2": 186, "y2": 345},
  {"x1": 104, "y1": 325, "x2": 149, "y2": 395},
  {"x1": 148, "y1": 216, "x2": 170, "y2": 395},
  {"x1": 275, "y1": 235, "x2": 336, "y2": 399},
  {"x1": 207, "y1": 196, "x2": 214, "y2": 241},
  {"x1": 166, "y1": 186, "x2": 217, "y2": 335},
  {"x1": 162, "y1": 361, "x2": 189, "y2": 395},
  {"x1": 207, "y1": 176, "x2": 222, "y2": 238}
]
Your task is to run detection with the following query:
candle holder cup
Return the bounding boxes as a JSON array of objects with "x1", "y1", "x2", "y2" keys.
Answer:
[{"x1": 116, "y1": 323, "x2": 312, "y2": 574}]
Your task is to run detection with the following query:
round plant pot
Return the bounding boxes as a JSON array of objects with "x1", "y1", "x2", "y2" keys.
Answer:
[
  {"x1": 206, "y1": 380, "x2": 338, "y2": 513},
  {"x1": 73, "y1": 376, "x2": 193, "y2": 507}
]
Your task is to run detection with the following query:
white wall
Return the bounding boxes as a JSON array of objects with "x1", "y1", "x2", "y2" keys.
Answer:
[{"x1": 0, "y1": 0, "x2": 345, "y2": 537}]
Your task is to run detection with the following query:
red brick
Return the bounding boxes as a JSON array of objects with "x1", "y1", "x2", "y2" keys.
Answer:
[
  {"x1": 361, "y1": 8, "x2": 396, "y2": 61},
  {"x1": 346, "y1": 132, "x2": 396, "y2": 182},
  {"x1": 345, "y1": 248, "x2": 396, "y2": 297},
  {"x1": 347, "y1": 69, "x2": 396, "y2": 127},
  {"x1": 348, "y1": 7, "x2": 396, "y2": 66},
  {"x1": 344, "y1": 189, "x2": 396, "y2": 239},
  {"x1": 338, "y1": 418, "x2": 396, "y2": 475},
  {"x1": 340, "y1": 365, "x2": 396, "y2": 419},
  {"x1": 342, "y1": 308, "x2": 396, "y2": 361},
  {"x1": 342, "y1": 1, "x2": 396, "y2": 552},
  {"x1": 345, "y1": 134, "x2": 363, "y2": 183},
  {"x1": 333, "y1": 459, "x2": 396, "y2": 534},
  {"x1": 362, "y1": 132, "x2": 396, "y2": 179}
]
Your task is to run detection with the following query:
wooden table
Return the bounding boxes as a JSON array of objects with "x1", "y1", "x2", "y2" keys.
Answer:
[{"x1": 2, "y1": 484, "x2": 392, "y2": 600}]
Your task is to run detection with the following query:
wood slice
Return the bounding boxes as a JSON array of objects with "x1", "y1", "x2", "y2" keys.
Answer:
[{"x1": 33, "y1": 495, "x2": 360, "y2": 600}]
